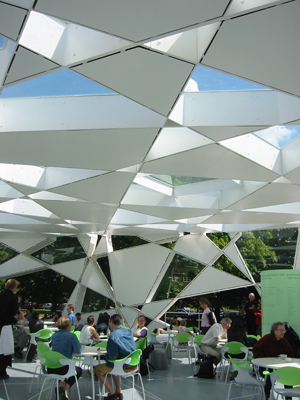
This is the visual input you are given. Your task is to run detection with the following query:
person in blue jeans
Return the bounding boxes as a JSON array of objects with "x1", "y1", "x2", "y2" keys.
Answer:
[{"x1": 94, "y1": 314, "x2": 136, "y2": 400}]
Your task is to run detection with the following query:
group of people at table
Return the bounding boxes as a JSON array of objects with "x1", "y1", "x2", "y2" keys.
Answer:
[{"x1": 0, "y1": 280, "x2": 297, "y2": 400}]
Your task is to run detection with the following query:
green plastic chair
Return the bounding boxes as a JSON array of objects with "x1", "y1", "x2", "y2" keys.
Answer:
[
  {"x1": 94, "y1": 341, "x2": 107, "y2": 349},
  {"x1": 263, "y1": 367, "x2": 300, "y2": 400},
  {"x1": 227, "y1": 356, "x2": 265, "y2": 400},
  {"x1": 193, "y1": 334, "x2": 210, "y2": 362},
  {"x1": 135, "y1": 337, "x2": 147, "y2": 351},
  {"x1": 172, "y1": 332, "x2": 194, "y2": 365},
  {"x1": 99, "y1": 349, "x2": 145, "y2": 400},
  {"x1": 37, "y1": 351, "x2": 81, "y2": 400},
  {"x1": 25, "y1": 328, "x2": 54, "y2": 361},
  {"x1": 221, "y1": 341, "x2": 249, "y2": 381},
  {"x1": 29, "y1": 342, "x2": 51, "y2": 393},
  {"x1": 70, "y1": 326, "x2": 75, "y2": 333},
  {"x1": 74, "y1": 331, "x2": 80, "y2": 340}
]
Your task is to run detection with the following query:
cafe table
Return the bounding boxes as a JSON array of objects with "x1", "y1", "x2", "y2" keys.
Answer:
[
  {"x1": 251, "y1": 357, "x2": 300, "y2": 370},
  {"x1": 74, "y1": 345, "x2": 107, "y2": 400}
]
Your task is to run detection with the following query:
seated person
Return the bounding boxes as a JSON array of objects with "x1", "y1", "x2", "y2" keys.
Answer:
[
  {"x1": 131, "y1": 315, "x2": 148, "y2": 339},
  {"x1": 29, "y1": 311, "x2": 44, "y2": 333},
  {"x1": 67, "y1": 304, "x2": 75, "y2": 324},
  {"x1": 227, "y1": 318, "x2": 247, "y2": 346},
  {"x1": 96, "y1": 312, "x2": 110, "y2": 335},
  {"x1": 170, "y1": 316, "x2": 181, "y2": 330},
  {"x1": 80, "y1": 315, "x2": 99, "y2": 343},
  {"x1": 200, "y1": 317, "x2": 232, "y2": 365},
  {"x1": 25, "y1": 307, "x2": 33, "y2": 323},
  {"x1": 49, "y1": 317, "x2": 82, "y2": 400},
  {"x1": 94, "y1": 314, "x2": 136, "y2": 400},
  {"x1": 74, "y1": 312, "x2": 83, "y2": 331},
  {"x1": 178, "y1": 319, "x2": 194, "y2": 345},
  {"x1": 53, "y1": 311, "x2": 62, "y2": 324},
  {"x1": 253, "y1": 321, "x2": 294, "y2": 400}
]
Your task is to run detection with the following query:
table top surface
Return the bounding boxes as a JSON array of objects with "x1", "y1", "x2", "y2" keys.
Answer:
[
  {"x1": 75, "y1": 345, "x2": 107, "y2": 356},
  {"x1": 251, "y1": 357, "x2": 300, "y2": 369}
]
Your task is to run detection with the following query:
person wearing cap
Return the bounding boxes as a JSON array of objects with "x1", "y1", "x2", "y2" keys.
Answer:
[{"x1": 0, "y1": 279, "x2": 20, "y2": 379}]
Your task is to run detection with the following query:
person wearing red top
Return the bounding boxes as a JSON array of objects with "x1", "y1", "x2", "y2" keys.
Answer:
[{"x1": 253, "y1": 322, "x2": 294, "y2": 399}]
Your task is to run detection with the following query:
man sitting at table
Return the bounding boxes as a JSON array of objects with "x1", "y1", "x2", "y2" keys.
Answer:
[
  {"x1": 131, "y1": 315, "x2": 148, "y2": 338},
  {"x1": 94, "y1": 314, "x2": 136, "y2": 400},
  {"x1": 50, "y1": 317, "x2": 82, "y2": 400},
  {"x1": 200, "y1": 317, "x2": 232, "y2": 365},
  {"x1": 253, "y1": 321, "x2": 294, "y2": 400}
]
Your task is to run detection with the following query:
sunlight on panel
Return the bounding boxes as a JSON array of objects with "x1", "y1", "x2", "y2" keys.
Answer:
[
  {"x1": 220, "y1": 133, "x2": 280, "y2": 171},
  {"x1": 0, "y1": 164, "x2": 45, "y2": 187},
  {"x1": 254, "y1": 126, "x2": 300, "y2": 149},
  {"x1": 133, "y1": 175, "x2": 173, "y2": 196},
  {"x1": 20, "y1": 11, "x2": 66, "y2": 59}
]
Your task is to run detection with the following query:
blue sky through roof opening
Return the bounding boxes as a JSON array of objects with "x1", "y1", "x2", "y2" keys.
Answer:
[
  {"x1": 187, "y1": 65, "x2": 268, "y2": 92},
  {"x1": 0, "y1": 69, "x2": 115, "y2": 98},
  {"x1": 254, "y1": 126, "x2": 300, "y2": 149}
]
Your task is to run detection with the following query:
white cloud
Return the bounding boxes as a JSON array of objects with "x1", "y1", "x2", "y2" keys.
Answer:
[
  {"x1": 255, "y1": 125, "x2": 299, "y2": 148},
  {"x1": 184, "y1": 78, "x2": 199, "y2": 92}
]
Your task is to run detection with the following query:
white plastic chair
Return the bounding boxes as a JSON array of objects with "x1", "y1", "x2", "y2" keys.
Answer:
[
  {"x1": 220, "y1": 342, "x2": 249, "y2": 382},
  {"x1": 264, "y1": 366, "x2": 300, "y2": 400},
  {"x1": 227, "y1": 356, "x2": 265, "y2": 400},
  {"x1": 37, "y1": 351, "x2": 81, "y2": 400},
  {"x1": 99, "y1": 349, "x2": 145, "y2": 400},
  {"x1": 172, "y1": 333, "x2": 194, "y2": 365}
]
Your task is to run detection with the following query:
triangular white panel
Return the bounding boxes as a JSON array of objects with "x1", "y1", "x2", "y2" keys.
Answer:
[
  {"x1": 174, "y1": 234, "x2": 221, "y2": 265},
  {"x1": 223, "y1": 242, "x2": 254, "y2": 281},
  {"x1": 111, "y1": 209, "x2": 166, "y2": 225},
  {"x1": 0, "y1": 254, "x2": 44, "y2": 279},
  {"x1": 5, "y1": 47, "x2": 58, "y2": 85},
  {"x1": 0, "y1": 181, "x2": 24, "y2": 200},
  {"x1": 73, "y1": 47, "x2": 194, "y2": 116},
  {"x1": 80, "y1": 261, "x2": 111, "y2": 298},
  {"x1": 50, "y1": 258, "x2": 85, "y2": 282},
  {"x1": 43, "y1": 167, "x2": 107, "y2": 190},
  {"x1": 144, "y1": 22, "x2": 220, "y2": 63},
  {"x1": 145, "y1": 127, "x2": 213, "y2": 162},
  {"x1": 179, "y1": 266, "x2": 252, "y2": 297},
  {"x1": 109, "y1": 243, "x2": 170, "y2": 305},
  {"x1": 141, "y1": 299, "x2": 174, "y2": 320},
  {"x1": 0, "y1": 235, "x2": 47, "y2": 253},
  {"x1": 0, "y1": 3, "x2": 27, "y2": 41},
  {"x1": 119, "y1": 307, "x2": 140, "y2": 329}
]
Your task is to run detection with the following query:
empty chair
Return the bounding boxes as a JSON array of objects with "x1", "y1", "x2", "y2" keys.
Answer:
[
  {"x1": 25, "y1": 328, "x2": 53, "y2": 361},
  {"x1": 172, "y1": 332, "x2": 194, "y2": 365},
  {"x1": 221, "y1": 341, "x2": 249, "y2": 381},
  {"x1": 29, "y1": 342, "x2": 51, "y2": 393},
  {"x1": 263, "y1": 366, "x2": 300, "y2": 400},
  {"x1": 227, "y1": 356, "x2": 265, "y2": 400}
]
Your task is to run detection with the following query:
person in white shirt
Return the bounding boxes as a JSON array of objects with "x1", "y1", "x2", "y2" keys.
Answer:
[
  {"x1": 200, "y1": 317, "x2": 232, "y2": 364},
  {"x1": 132, "y1": 315, "x2": 148, "y2": 338},
  {"x1": 80, "y1": 315, "x2": 99, "y2": 343}
]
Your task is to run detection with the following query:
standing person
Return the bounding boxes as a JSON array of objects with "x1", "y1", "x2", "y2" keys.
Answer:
[
  {"x1": 0, "y1": 279, "x2": 19, "y2": 378},
  {"x1": 66, "y1": 304, "x2": 75, "y2": 324},
  {"x1": 199, "y1": 298, "x2": 215, "y2": 334},
  {"x1": 80, "y1": 315, "x2": 99, "y2": 343},
  {"x1": 94, "y1": 314, "x2": 136, "y2": 400},
  {"x1": 244, "y1": 293, "x2": 258, "y2": 335},
  {"x1": 50, "y1": 317, "x2": 82, "y2": 400},
  {"x1": 254, "y1": 299, "x2": 262, "y2": 336},
  {"x1": 132, "y1": 315, "x2": 148, "y2": 338},
  {"x1": 13, "y1": 295, "x2": 29, "y2": 359},
  {"x1": 200, "y1": 317, "x2": 232, "y2": 365}
]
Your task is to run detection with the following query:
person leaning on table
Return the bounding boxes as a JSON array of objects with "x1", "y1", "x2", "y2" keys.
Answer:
[
  {"x1": 253, "y1": 321, "x2": 294, "y2": 400},
  {"x1": 200, "y1": 317, "x2": 232, "y2": 365},
  {"x1": 94, "y1": 314, "x2": 136, "y2": 400}
]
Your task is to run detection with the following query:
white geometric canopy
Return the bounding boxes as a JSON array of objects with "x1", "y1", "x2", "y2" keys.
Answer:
[{"x1": 0, "y1": 0, "x2": 300, "y2": 322}]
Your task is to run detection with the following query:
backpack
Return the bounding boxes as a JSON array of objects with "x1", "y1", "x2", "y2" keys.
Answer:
[
  {"x1": 194, "y1": 357, "x2": 216, "y2": 379},
  {"x1": 140, "y1": 344, "x2": 155, "y2": 376}
]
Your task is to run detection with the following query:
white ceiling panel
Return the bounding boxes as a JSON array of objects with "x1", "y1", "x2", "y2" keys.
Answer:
[
  {"x1": 174, "y1": 234, "x2": 221, "y2": 265},
  {"x1": 73, "y1": 47, "x2": 194, "y2": 116},
  {"x1": 202, "y1": 1, "x2": 300, "y2": 96},
  {"x1": 0, "y1": 3, "x2": 27, "y2": 41}
]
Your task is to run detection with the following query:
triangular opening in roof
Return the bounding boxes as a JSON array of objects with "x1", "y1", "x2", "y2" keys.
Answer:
[
  {"x1": 1, "y1": 69, "x2": 116, "y2": 99},
  {"x1": 185, "y1": 65, "x2": 269, "y2": 92}
]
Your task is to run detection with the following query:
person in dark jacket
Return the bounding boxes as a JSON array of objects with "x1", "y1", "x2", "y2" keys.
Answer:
[
  {"x1": 0, "y1": 279, "x2": 19, "y2": 379},
  {"x1": 253, "y1": 322, "x2": 294, "y2": 399},
  {"x1": 227, "y1": 318, "x2": 247, "y2": 346}
]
